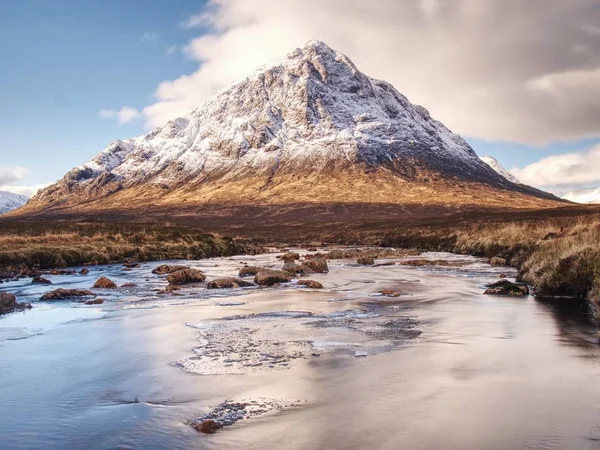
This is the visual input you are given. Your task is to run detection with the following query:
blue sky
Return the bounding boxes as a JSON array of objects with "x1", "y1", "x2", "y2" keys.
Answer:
[
  {"x1": 0, "y1": 0, "x2": 205, "y2": 191},
  {"x1": 1, "y1": 0, "x2": 599, "y2": 196}
]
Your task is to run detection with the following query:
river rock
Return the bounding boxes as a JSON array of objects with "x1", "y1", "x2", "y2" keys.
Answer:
[
  {"x1": 152, "y1": 264, "x2": 190, "y2": 275},
  {"x1": 357, "y1": 255, "x2": 375, "y2": 265},
  {"x1": 40, "y1": 288, "x2": 94, "y2": 301},
  {"x1": 484, "y1": 280, "x2": 529, "y2": 296},
  {"x1": 379, "y1": 290, "x2": 403, "y2": 297},
  {"x1": 282, "y1": 262, "x2": 304, "y2": 275},
  {"x1": 238, "y1": 266, "x2": 274, "y2": 277},
  {"x1": 79, "y1": 268, "x2": 89, "y2": 275},
  {"x1": 279, "y1": 252, "x2": 300, "y2": 261},
  {"x1": 254, "y1": 270, "x2": 291, "y2": 286},
  {"x1": 167, "y1": 268, "x2": 206, "y2": 285},
  {"x1": 0, "y1": 293, "x2": 31, "y2": 315},
  {"x1": 84, "y1": 298, "x2": 104, "y2": 305},
  {"x1": 207, "y1": 277, "x2": 254, "y2": 289},
  {"x1": 31, "y1": 276, "x2": 52, "y2": 285},
  {"x1": 193, "y1": 419, "x2": 222, "y2": 434},
  {"x1": 296, "y1": 280, "x2": 323, "y2": 289},
  {"x1": 301, "y1": 258, "x2": 328, "y2": 273},
  {"x1": 92, "y1": 276, "x2": 117, "y2": 289}
]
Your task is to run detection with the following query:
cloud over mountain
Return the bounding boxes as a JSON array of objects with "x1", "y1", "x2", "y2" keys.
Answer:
[{"x1": 137, "y1": 0, "x2": 600, "y2": 146}]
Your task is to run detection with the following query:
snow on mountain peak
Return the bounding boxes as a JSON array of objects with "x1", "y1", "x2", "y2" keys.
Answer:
[
  {"x1": 480, "y1": 156, "x2": 520, "y2": 184},
  {"x1": 562, "y1": 187, "x2": 600, "y2": 204},
  {"x1": 0, "y1": 190, "x2": 28, "y2": 214},
  {"x1": 33, "y1": 41, "x2": 525, "y2": 206}
]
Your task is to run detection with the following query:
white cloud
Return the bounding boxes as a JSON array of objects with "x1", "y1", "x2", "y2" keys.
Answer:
[
  {"x1": 98, "y1": 107, "x2": 141, "y2": 124},
  {"x1": 512, "y1": 144, "x2": 600, "y2": 194},
  {"x1": 131, "y1": 0, "x2": 600, "y2": 145},
  {"x1": 165, "y1": 45, "x2": 177, "y2": 56},
  {"x1": 0, "y1": 166, "x2": 28, "y2": 185},
  {"x1": 0, "y1": 183, "x2": 51, "y2": 198}
]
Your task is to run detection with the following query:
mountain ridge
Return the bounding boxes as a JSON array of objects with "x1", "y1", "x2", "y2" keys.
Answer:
[{"x1": 17, "y1": 40, "x2": 562, "y2": 221}]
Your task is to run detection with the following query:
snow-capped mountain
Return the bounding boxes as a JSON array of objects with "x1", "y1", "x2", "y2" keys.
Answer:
[
  {"x1": 26, "y1": 40, "x2": 557, "y2": 215},
  {"x1": 562, "y1": 187, "x2": 600, "y2": 204},
  {"x1": 480, "y1": 156, "x2": 520, "y2": 184},
  {"x1": 0, "y1": 191, "x2": 28, "y2": 214}
]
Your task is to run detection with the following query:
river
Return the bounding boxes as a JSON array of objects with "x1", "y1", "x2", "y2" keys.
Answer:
[{"x1": 0, "y1": 250, "x2": 599, "y2": 449}]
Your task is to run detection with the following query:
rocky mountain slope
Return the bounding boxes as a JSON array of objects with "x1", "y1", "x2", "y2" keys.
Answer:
[
  {"x1": 0, "y1": 191, "x2": 28, "y2": 215},
  {"x1": 480, "y1": 156, "x2": 520, "y2": 184},
  {"x1": 563, "y1": 187, "x2": 600, "y2": 204},
  {"x1": 18, "y1": 40, "x2": 561, "y2": 223}
]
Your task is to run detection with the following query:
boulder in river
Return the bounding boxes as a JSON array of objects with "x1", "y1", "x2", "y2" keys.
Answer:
[
  {"x1": 92, "y1": 276, "x2": 117, "y2": 289},
  {"x1": 31, "y1": 276, "x2": 52, "y2": 285},
  {"x1": 357, "y1": 255, "x2": 375, "y2": 265},
  {"x1": 0, "y1": 293, "x2": 31, "y2": 315},
  {"x1": 207, "y1": 277, "x2": 254, "y2": 289},
  {"x1": 296, "y1": 280, "x2": 323, "y2": 289},
  {"x1": 301, "y1": 258, "x2": 328, "y2": 273},
  {"x1": 238, "y1": 266, "x2": 273, "y2": 277},
  {"x1": 40, "y1": 289, "x2": 94, "y2": 301},
  {"x1": 484, "y1": 280, "x2": 529, "y2": 296},
  {"x1": 254, "y1": 270, "x2": 291, "y2": 286},
  {"x1": 167, "y1": 268, "x2": 206, "y2": 285},
  {"x1": 279, "y1": 252, "x2": 300, "y2": 261},
  {"x1": 282, "y1": 262, "x2": 304, "y2": 275},
  {"x1": 152, "y1": 264, "x2": 190, "y2": 275},
  {"x1": 79, "y1": 268, "x2": 89, "y2": 275}
]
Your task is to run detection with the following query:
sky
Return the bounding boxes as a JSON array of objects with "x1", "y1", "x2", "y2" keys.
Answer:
[{"x1": 1, "y1": 0, "x2": 600, "y2": 197}]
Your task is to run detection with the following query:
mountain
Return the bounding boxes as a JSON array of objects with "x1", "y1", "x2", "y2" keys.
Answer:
[
  {"x1": 480, "y1": 156, "x2": 520, "y2": 184},
  {"x1": 562, "y1": 187, "x2": 600, "y2": 204},
  {"x1": 0, "y1": 191, "x2": 28, "y2": 214},
  {"x1": 18, "y1": 40, "x2": 561, "y2": 225}
]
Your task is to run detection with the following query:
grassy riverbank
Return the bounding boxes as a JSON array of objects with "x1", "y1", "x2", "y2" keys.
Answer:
[
  {"x1": 0, "y1": 221, "x2": 244, "y2": 270},
  {"x1": 382, "y1": 215, "x2": 600, "y2": 319}
]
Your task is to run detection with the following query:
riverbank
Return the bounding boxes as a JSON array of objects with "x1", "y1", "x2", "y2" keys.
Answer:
[
  {"x1": 0, "y1": 221, "x2": 247, "y2": 274},
  {"x1": 381, "y1": 215, "x2": 600, "y2": 321}
]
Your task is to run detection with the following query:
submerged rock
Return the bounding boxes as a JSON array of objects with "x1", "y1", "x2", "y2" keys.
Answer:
[
  {"x1": 378, "y1": 290, "x2": 404, "y2": 297},
  {"x1": 121, "y1": 282, "x2": 137, "y2": 287},
  {"x1": 484, "y1": 280, "x2": 529, "y2": 296},
  {"x1": 296, "y1": 280, "x2": 323, "y2": 289},
  {"x1": 193, "y1": 419, "x2": 222, "y2": 434},
  {"x1": 191, "y1": 399, "x2": 303, "y2": 433},
  {"x1": 207, "y1": 277, "x2": 254, "y2": 289},
  {"x1": 0, "y1": 292, "x2": 31, "y2": 315},
  {"x1": 167, "y1": 268, "x2": 206, "y2": 285},
  {"x1": 92, "y1": 276, "x2": 117, "y2": 289},
  {"x1": 31, "y1": 276, "x2": 52, "y2": 285},
  {"x1": 79, "y1": 268, "x2": 89, "y2": 275},
  {"x1": 84, "y1": 298, "x2": 104, "y2": 305},
  {"x1": 300, "y1": 258, "x2": 328, "y2": 273},
  {"x1": 254, "y1": 270, "x2": 291, "y2": 286},
  {"x1": 40, "y1": 288, "x2": 95, "y2": 301}
]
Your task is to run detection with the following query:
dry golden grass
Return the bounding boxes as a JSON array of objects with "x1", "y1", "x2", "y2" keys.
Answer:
[{"x1": 0, "y1": 222, "x2": 242, "y2": 269}]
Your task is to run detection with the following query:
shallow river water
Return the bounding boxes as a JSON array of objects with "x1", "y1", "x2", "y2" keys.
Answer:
[{"x1": 1, "y1": 250, "x2": 599, "y2": 450}]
